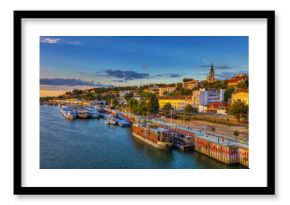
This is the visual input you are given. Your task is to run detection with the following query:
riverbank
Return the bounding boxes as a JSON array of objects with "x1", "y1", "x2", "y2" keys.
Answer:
[{"x1": 40, "y1": 105, "x2": 245, "y2": 169}]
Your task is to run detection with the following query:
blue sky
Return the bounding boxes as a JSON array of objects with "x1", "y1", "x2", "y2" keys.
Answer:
[{"x1": 40, "y1": 36, "x2": 248, "y2": 88}]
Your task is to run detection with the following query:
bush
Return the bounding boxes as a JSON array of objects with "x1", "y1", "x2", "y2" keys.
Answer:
[
  {"x1": 233, "y1": 131, "x2": 239, "y2": 137},
  {"x1": 227, "y1": 100, "x2": 248, "y2": 122}
]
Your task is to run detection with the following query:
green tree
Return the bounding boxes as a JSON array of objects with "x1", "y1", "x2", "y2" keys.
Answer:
[
  {"x1": 237, "y1": 81, "x2": 248, "y2": 89},
  {"x1": 72, "y1": 89, "x2": 83, "y2": 95},
  {"x1": 233, "y1": 131, "x2": 239, "y2": 137},
  {"x1": 112, "y1": 98, "x2": 120, "y2": 109},
  {"x1": 127, "y1": 98, "x2": 138, "y2": 113},
  {"x1": 162, "y1": 102, "x2": 173, "y2": 111},
  {"x1": 183, "y1": 78, "x2": 193, "y2": 82},
  {"x1": 136, "y1": 99, "x2": 148, "y2": 116},
  {"x1": 224, "y1": 87, "x2": 235, "y2": 102},
  {"x1": 83, "y1": 92, "x2": 95, "y2": 101},
  {"x1": 184, "y1": 104, "x2": 198, "y2": 114},
  {"x1": 124, "y1": 92, "x2": 134, "y2": 101},
  {"x1": 146, "y1": 93, "x2": 159, "y2": 114},
  {"x1": 227, "y1": 100, "x2": 249, "y2": 122}
]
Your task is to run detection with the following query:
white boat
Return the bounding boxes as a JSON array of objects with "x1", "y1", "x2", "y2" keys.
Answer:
[
  {"x1": 105, "y1": 114, "x2": 117, "y2": 125},
  {"x1": 85, "y1": 107, "x2": 100, "y2": 118},
  {"x1": 77, "y1": 107, "x2": 91, "y2": 119},
  {"x1": 60, "y1": 106, "x2": 77, "y2": 119}
]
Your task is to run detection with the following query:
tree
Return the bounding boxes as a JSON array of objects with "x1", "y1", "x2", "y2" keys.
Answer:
[
  {"x1": 72, "y1": 89, "x2": 83, "y2": 95},
  {"x1": 127, "y1": 98, "x2": 138, "y2": 113},
  {"x1": 224, "y1": 87, "x2": 235, "y2": 102},
  {"x1": 112, "y1": 98, "x2": 120, "y2": 109},
  {"x1": 227, "y1": 100, "x2": 249, "y2": 122},
  {"x1": 237, "y1": 81, "x2": 248, "y2": 89},
  {"x1": 162, "y1": 103, "x2": 173, "y2": 111},
  {"x1": 184, "y1": 104, "x2": 198, "y2": 114},
  {"x1": 136, "y1": 99, "x2": 148, "y2": 116},
  {"x1": 233, "y1": 131, "x2": 239, "y2": 137},
  {"x1": 183, "y1": 78, "x2": 193, "y2": 82},
  {"x1": 82, "y1": 92, "x2": 95, "y2": 101},
  {"x1": 146, "y1": 93, "x2": 159, "y2": 114},
  {"x1": 124, "y1": 92, "x2": 134, "y2": 101}
]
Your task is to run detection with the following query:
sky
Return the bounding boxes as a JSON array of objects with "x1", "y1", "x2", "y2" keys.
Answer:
[{"x1": 40, "y1": 36, "x2": 248, "y2": 95}]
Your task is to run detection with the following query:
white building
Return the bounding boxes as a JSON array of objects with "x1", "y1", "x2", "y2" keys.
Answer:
[
  {"x1": 119, "y1": 90, "x2": 132, "y2": 98},
  {"x1": 192, "y1": 88, "x2": 225, "y2": 111}
]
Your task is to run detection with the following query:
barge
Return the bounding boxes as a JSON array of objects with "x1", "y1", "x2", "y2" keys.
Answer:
[{"x1": 132, "y1": 122, "x2": 173, "y2": 150}]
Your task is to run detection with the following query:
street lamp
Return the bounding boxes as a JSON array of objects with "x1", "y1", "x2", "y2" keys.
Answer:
[{"x1": 170, "y1": 108, "x2": 173, "y2": 126}]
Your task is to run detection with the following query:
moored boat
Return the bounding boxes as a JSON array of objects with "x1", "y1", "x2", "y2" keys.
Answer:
[
  {"x1": 116, "y1": 118, "x2": 131, "y2": 127},
  {"x1": 77, "y1": 107, "x2": 91, "y2": 119},
  {"x1": 173, "y1": 133, "x2": 194, "y2": 150},
  {"x1": 84, "y1": 107, "x2": 100, "y2": 118},
  {"x1": 60, "y1": 106, "x2": 77, "y2": 119},
  {"x1": 131, "y1": 122, "x2": 173, "y2": 150},
  {"x1": 105, "y1": 114, "x2": 117, "y2": 125},
  {"x1": 116, "y1": 112, "x2": 131, "y2": 127}
]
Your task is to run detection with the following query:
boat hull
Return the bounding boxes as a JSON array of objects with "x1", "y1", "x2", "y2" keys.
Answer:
[
  {"x1": 132, "y1": 132, "x2": 173, "y2": 150},
  {"x1": 174, "y1": 143, "x2": 194, "y2": 150},
  {"x1": 77, "y1": 113, "x2": 91, "y2": 119},
  {"x1": 90, "y1": 113, "x2": 100, "y2": 118}
]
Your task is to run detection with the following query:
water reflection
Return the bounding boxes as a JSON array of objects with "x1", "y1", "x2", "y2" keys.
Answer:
[{"x1": 40, "y1": 105, "x2": 246, "y2": 169}]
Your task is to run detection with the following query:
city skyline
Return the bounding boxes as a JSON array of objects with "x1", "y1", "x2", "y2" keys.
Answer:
[{"x1": 40, "y1": 36, "x2": 248, "y2": 96}]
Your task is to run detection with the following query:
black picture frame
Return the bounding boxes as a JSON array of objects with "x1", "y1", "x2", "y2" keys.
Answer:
[{"x1": 14, "y1": 10, "x2": 275, "y2": 195}]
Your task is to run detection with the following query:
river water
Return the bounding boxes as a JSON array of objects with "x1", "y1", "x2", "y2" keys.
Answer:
[{"x1": 40, "y1": 105, "x2": 245, "y2": 169}]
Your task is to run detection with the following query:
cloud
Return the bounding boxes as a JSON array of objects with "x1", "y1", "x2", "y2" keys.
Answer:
[
  {"x1": 215, "y1": 71, "x2": 248, "y2": 80},
  {"x1": 168, "y1": 73, "x2": 181, "y2": 78},
  {"x1": 96, "y1": 69, "x2": 182, "y2": 81},
  {"x1": 40, "y1": 78, "x2": 103, "y2": 86},
  {"x1": 97, "y1": 69, "x2": 149, "y2": 81},
  {"x1": 40, "y1": 37, "x2": 81, "y2": 45},
  {"x1": 65, "y1": 41, "x2": 81, "y2": 45},
  {"x1": 112, "y1": 79, "x2": 127, "y2": 83},
  {"x1": 200, "y1": 64, "x2": 231, "y2": 69},
  {"x1": 154, "y1": 73, "x2": 182, "y2": 78},
  {"x1": 40, "y1": 38, "x2": 61, "y2": 44}
]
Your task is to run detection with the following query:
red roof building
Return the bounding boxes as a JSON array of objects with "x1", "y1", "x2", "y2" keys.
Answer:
[{"x1": 227, "y1": 74, "x2": 248, "y2": 86}]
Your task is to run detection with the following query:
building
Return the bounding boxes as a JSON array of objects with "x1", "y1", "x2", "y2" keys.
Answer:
[
  {"x1": 227, "y1": 74, "x2": 248, "y2": 87},
  {"x1": 183, "y1": 79, "x2": 199, "y2": 90},
  {"x1": 159, "y1": 86, "x2": 176, "y2": 96},
  {"x1": 231, "y1": 89, "x2": 249, "y2": 105},
  {"x1": 119, "y1": 90, "x2": 132, "y2": 98},
  {"x1": 159, "y1": 96, "x2": 192, "y2": 110},
  {"x1": 146, "y1": 86, "x2": 159, "y2": 96},
  {"x1": 192, "y1": 88, "x2": 225, "y2": 106},
  {"x1": 207, "y1": 102, "x2": 229, "y2": 114},
  {"x1": 206, "y1": 64, "x2": 216, "y2": 83},
  {"x1": 192, "y1": 88, "x2": 225, "y2": 112}
]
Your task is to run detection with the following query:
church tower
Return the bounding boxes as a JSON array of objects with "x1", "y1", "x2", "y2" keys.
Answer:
[{"x1": 207, "y1": 64, "x2": 215, "y2": 83}]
